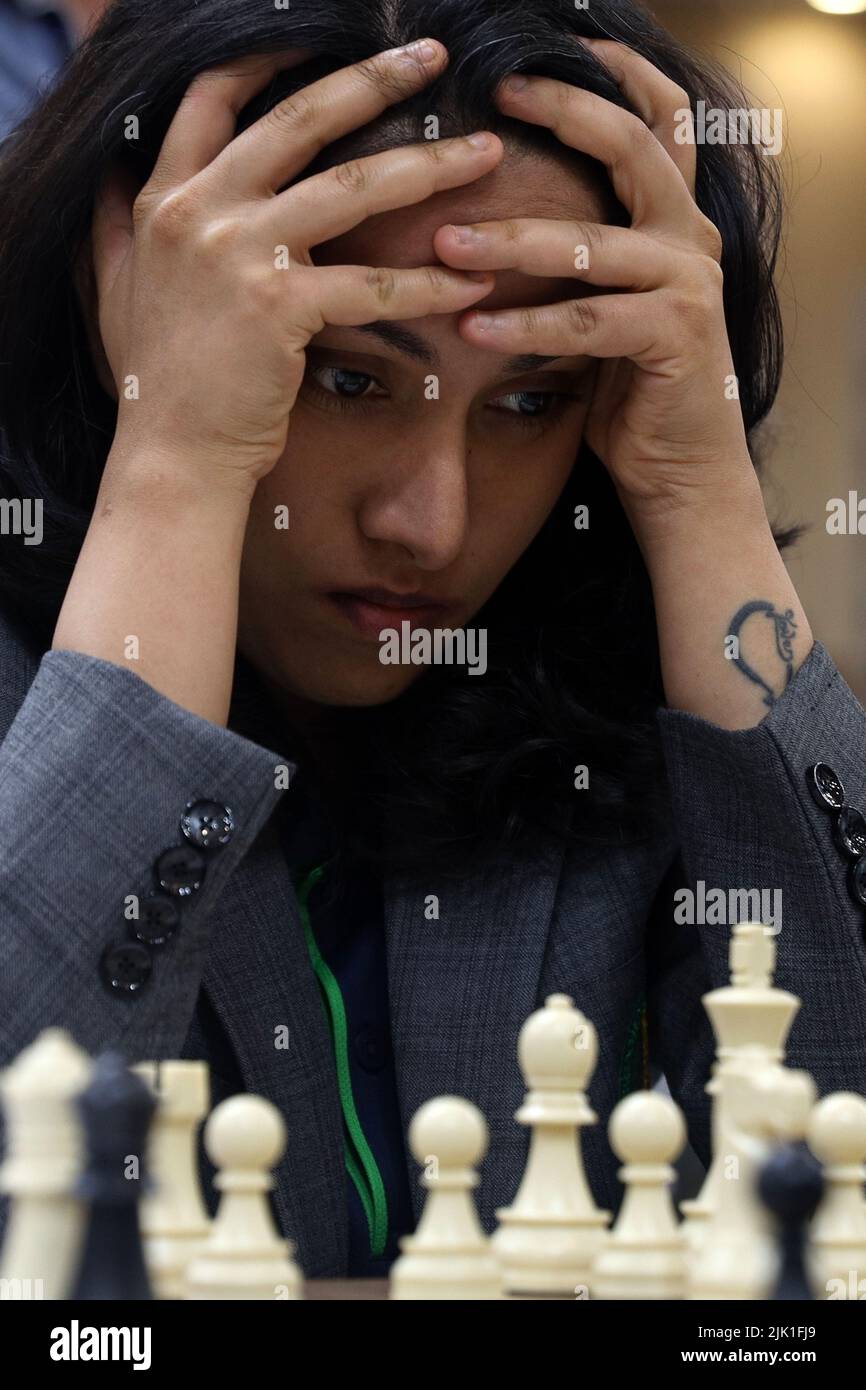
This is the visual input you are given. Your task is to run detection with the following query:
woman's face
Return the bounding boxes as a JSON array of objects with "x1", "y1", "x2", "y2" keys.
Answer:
[{"x1": 239, "y1": 146, "x2": 606, "y2": 710}]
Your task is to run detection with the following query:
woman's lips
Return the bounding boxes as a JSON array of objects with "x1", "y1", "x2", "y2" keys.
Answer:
[{"x1": 326, "y1": 591, "x2": 455, "y2": 642}]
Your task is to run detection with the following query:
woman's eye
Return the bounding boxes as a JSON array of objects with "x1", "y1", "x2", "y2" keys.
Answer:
[
  {"x1": 303, "y1": 366, "x2": 584, "y2": 430},
  {"x1": 308, "y1": 365, "x2": 383, "y2": 400},
  {"x1": 496, "y1": 390, "x2": 558, "y2": 418}
]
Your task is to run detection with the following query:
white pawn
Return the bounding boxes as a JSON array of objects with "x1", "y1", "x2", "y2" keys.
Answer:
[
  {"x1": 183, "y1": 1094, "x2": 303, "y2": 1300},
  {"x1": 0, "y1": 1029, "x2": 92, "y2": 1300},
  {"x1": 491, "y1": 994, "x2": 610, "y2": 1298},
  {"x1": 807, "y1": 1093, "x2": 866, "y2": 1301},
  {"x1": 591, "y1": 1091, "x2": 687, "y2": 1301},
  {"x1": 133, "y1": 1061, "x2": 212, "y2": 1299},
  {"x1": 390, "y1": 1096, "x2": 503, "y2": 1300}
]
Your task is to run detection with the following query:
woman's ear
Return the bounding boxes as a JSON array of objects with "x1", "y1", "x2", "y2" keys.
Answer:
[
  {"x1": 73, "y1": 157, "x2": 141, "y2": 402},
  {"x1": 73, "y1": 227, "x2": 116, "y2": 401}
]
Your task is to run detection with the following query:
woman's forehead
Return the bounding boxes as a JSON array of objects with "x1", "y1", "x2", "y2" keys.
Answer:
[{"x1": 312, "y1": 148, "x2": 608, "y2": 271}]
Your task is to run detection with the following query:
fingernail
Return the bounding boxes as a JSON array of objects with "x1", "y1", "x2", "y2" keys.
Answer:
[
  {"x1": 394, "y1": 38, "x2": 440, "y2": 66},
  {"x1": 450, "y1": 224, "x2": 481, "y2": 243},
  {"x1": 501, "y1": 74, "x2": 529, "y2": 94},
  {"x1": 464, "y1": 271, "x2": 492, "y2": 283},
  {"x1": 466, "y1": 132, "x2": 494, "y2": 150},
  {"x1": 472, "y1": 313, "x2": 503, "y2": 331}
]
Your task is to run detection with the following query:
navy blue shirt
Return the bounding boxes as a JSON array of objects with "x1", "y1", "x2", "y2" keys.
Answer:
[{"x1": 277, "y1": 766, "x2": 416, "y2": 1277}]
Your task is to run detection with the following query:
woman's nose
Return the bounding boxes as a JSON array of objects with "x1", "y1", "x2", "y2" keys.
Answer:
[{"x1": 356, "y1": 442, "x2": 470, "y2": 570}]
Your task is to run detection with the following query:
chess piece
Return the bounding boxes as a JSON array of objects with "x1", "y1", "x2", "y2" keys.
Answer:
[
  {"x1": 0, "y1": 1029, "x2": 91, "y2": 1299},
  {"x1": 69, "y1": 1051, "x2": 156, "y2": 1300},
  {"x1": 681, "y1": 923, "x2": 799, "y2": 1252},
  {"x1": 751, "y1": 1065, "x2": 817, "y2": 1145},
  {"x1": 759, "y1": 1142, "x2": 824, "y2": 1300},
  {"x1": 491, "y1": 994, "x2": 610, "y2": 1297},
  {"x1": 806, "y1": 1092, "x2": 866, "y2": 1300},
  {"x1": 184, "y1": 1093, "x2": 303, "y2": 1300},
  {"x1": 591, "y1": 1091, "x2": 687, "y2": 1300},
  {"x1": 134, "y1": 1061, "x2": 212, "y2": 1299},
  {"x1": 686, "y1": 1065, "x2": 797, "y2": 1300},
  {"x1": 390, "y1": 1096, "x2": 503, "y2": 1300}
]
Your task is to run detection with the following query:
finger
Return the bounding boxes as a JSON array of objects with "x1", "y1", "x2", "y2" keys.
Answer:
[
  {"x1": 578, "y1": 38, "x2": 697, "y2": 195},
  {"x1": 434, "y1": 218, "x2": 677, "y2": 291},
  {"x1": 458, "y1": 290, "x2": 672, "y2": 364},
  {"x1": 206, "y1": 39, "x2": 452, "y2": 199},
  {"x1": 91, "y1": 158, "x2": 141, "y2": 297},
  {"x1": 495, "y1": 75, "x2": 698, "y2": 233},
  {"x1": 290, "y1": 265, "x2": 496, "y2": 342},
  {"x1": 149, "y1": 50, "x2": 315, "y2": 191},
  {"x1": 277, "y1": 133, "x2": 502, "y2": 249}
]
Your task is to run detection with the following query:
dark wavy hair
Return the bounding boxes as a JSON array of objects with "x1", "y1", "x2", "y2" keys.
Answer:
[{"x1": 0, "y1": 0, "x2": 798, "y2": 880}]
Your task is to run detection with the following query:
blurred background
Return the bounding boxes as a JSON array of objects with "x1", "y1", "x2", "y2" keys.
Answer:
[
  {"x1": 2, "y1": 0, "x2": 864, "y2": 699},
  {"x1": 652, "y1": 0, "x2": 866, "y2": 700}
]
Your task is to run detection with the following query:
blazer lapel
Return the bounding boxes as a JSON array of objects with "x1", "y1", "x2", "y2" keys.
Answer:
[
  {"x1": 384, "y1": 831, "x2": 567, "y2": 1232},
  {"x1": 201, "y1": 815, "x2": 348, "y2": 1277}
]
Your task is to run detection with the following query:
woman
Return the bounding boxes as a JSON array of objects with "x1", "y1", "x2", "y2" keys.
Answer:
[{"x1": 1, "y1": 0, "x2": 864, "y2": 1283}]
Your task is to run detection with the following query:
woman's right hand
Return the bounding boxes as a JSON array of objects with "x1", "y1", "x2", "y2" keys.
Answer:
[{"x1": 90, "y1": 39, "x2": 502, "y2": 496}]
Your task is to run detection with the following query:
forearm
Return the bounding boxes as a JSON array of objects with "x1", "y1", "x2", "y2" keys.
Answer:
[
  {"x1": 630, "y1": 476, "x2": 815, "y2": 731},
  {"x1": 52, "y1": 448, "x2": 254, "y2": 727}
]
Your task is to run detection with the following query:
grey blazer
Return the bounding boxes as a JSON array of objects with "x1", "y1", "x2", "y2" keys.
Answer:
[{"x1": 1, "y1": 601, "x2": 866, "y2": 1278}]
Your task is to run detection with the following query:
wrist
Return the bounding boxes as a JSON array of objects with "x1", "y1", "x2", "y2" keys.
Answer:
[
  {"x1": 619, "y1": 471, "x2": 769, "y2": 569},
  {"x1": 102, "y1": 439, "x2": 259, "y2": 515}
]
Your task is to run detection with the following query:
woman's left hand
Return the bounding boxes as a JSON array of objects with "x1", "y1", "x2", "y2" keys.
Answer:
[{"x1": 434, "y1": 39, "x2": 761, "y2": 535}]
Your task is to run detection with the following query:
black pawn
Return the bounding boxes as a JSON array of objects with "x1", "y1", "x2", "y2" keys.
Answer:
[
  {"x1": 69, "y1": 1051, "x2": 156, "y2": 1300},
  {"x1": 757, "y1": 1141, "x2": 825, "y2": 1301}
]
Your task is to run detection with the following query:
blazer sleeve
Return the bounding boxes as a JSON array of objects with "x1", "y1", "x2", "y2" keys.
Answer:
[
  {"x1": 646, "y1": 638, "x2": 866, "y2": 1142},
  {"x1": 0, "y1": 625, "x2": 291, "y2": 1067}
]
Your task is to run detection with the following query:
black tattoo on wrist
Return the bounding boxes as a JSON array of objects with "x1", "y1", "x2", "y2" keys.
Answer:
[{"x1": 728, "y1": 600, "x2": 798, "y2": 709}]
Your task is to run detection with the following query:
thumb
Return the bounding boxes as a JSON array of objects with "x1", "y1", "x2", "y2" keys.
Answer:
[{"x1": 584, "y1": 359, "x2": 628, "y2": 465}]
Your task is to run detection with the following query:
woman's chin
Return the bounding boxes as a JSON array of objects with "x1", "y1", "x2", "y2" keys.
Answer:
[{"x1": 280, "y1": 661, "x2": 421, "y2": 710}]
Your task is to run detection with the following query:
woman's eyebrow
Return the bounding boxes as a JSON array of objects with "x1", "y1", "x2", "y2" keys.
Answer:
[{"x1": 352, "y1": 321, "x2": 580, "y2": 377}]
